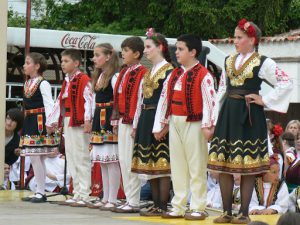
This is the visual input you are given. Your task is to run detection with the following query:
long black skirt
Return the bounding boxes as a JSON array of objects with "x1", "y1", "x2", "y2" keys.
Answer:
[
  {"x1": 207, "y1": 97, "x2": 270, "y2": 174},
  {"x1": 131, "y1": 108, "x2": 170, "y2": 175}
]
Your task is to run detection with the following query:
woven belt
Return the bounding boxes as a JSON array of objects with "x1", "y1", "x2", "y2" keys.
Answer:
[
  {"x1": 171, "y1": 100, "x2": 183, "y2": 105},
  {"x1": 141, "y1": 104, "x2": 157, "y2": 110},
  {"x1": 96, "y1": 102, "x2": 114, "y2": 108},
  {"x1": 227, "y1": 90, "x2": 259, "y2": 126},
  {"x1": 24, "y1": 107, "x2": 45, "y2": 116}
]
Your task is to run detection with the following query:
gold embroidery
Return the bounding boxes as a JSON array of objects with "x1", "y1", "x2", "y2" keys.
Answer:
[
  {"x1": 143, "y1": 63, "x2": 173, "y2": 98},
  {"x1": 133, "y1": 143, "x2": 169, "y2": 158},
  {"x1": 131, "y1": 157, "x2": 170, "y2": 171},
  {"x1": 226, "y1": 52, "x2": 261, "y2": 86}
]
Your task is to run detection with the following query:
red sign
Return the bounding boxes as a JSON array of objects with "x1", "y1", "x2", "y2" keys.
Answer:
[{"x1": 61, "y1": 33, "x2": 98, "y2": 50}]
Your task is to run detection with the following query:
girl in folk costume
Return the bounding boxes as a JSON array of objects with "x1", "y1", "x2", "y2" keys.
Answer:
[
  {"x1": 131, "y1": 28, "x2": 173, "y2": 216},
  {"x1": 20, "y1": 52, "x2": 59, "y2": 203},
  {"x1": 249, "y1": 155, "x2": 289, "y2": 215},
  {"x1": 208, "y1": 19, "x2": 293, "y2": 224},
  {"x1": 89, "y1": 43, "x2": 121, "y2": 210}
]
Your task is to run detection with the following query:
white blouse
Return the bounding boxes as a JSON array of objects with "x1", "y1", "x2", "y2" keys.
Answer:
[
  {"x1": 217, "y1": 51, "x2": 293, "y2": 114},
  {"x1": 91, "y1": 72, "x2": 119, "y2": 118},
  {"x1": 25, "y1": 76, "x2": 54, "y2": 125},
  {"x1": 133, "y1": 59, "x2": 168, "y2": 129}
]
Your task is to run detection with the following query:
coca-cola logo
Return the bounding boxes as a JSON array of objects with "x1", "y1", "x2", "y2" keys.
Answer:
[{"x1": 61, "y1": 33, "x2": 98, "y2": 50}]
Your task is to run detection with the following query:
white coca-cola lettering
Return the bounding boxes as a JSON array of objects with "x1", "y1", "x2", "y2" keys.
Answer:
[{"x1": 61, "y1": 33, "x2": 97, "y2": 50}]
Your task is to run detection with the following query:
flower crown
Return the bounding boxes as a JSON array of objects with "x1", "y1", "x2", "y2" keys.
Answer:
[
  {"x1": 237, "y1": 18, "x2": 258, "y2": 45},
  {"x1": 146, "y1": 28, "x2": 167, "y2": 53}
]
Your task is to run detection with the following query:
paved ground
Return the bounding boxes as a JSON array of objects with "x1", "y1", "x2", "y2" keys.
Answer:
[{"x1": 0, "y1": 190, "x2": 280, "y2": 225}]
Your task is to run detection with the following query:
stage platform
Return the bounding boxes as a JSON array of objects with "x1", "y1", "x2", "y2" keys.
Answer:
[{"x1": 0, "y1": 190, "x2": 280, "y2": 225}]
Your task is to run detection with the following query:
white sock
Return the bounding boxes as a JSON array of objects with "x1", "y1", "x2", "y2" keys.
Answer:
[
  {"x1": 100, "y1": 163, "x2": 109, "y2": 202},
  {"x1": 30, "y1": 155, "x2": 47, "y2": 195},
  {"x1": 107, "y1": 162, "x2": 121, "y2": 203}
]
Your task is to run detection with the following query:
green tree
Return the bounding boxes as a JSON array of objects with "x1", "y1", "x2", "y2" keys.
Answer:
[{"x1": 8, "y1": 0, "x2": 298, "y2": 39}]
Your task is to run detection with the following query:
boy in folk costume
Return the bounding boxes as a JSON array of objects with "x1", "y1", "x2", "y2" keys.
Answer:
[
  {"x1": 111, "y1": 37, "x2": 148, "y2": 213},
  {"x1": 46, "y1": 49, "x2": 93, "y2": 206},
  {"x1": 155, "y1": 34, "x2": 217, "y2": 220}
]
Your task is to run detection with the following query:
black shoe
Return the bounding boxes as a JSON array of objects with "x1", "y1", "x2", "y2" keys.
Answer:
[
  {"x1": 30, "y1": 193, "x2": 47, "y2": 203},
  {"x1": 21, "y1": 194, "x2": 35, "y2": 202}
]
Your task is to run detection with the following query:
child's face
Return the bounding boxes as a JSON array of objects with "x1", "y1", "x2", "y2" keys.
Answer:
[
  {"x1": 287, "y1": 123, "x2": 299, "y2": 138},
  {"x1": 61, "y1": 55, "x2": 79, "y2": 74},
  {"x1": 121, "y1": 47, "x2": 139, "y2": 65},
  {"x1": 263, "y1": 164, "x2": 280, "y2": 183},
  {"x1": 4, "y1": 164, "x2": 10, "y2": 178},
  {"x1": 23, "y1": 56, "x2": 39, "y2": 77},
  {"x1": 144, "y1": 39, "x2": 161, "y2": 63},
  {"x1": 175, "y1": 41, "x2": 196, "y2": 66},
  {"x1": 234, "y1": 28, "x2": 255, "y2": 54},
  {"x1": 5, "y1": 115, "x2": 17, "y2": 133},
  {"x1": 93, "y1": 47, "x2": 110, "y2": 69}
]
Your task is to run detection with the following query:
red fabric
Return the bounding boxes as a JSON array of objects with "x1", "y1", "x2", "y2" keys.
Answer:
[
  {"x1": 90, "y1": 162, "x2": 125, "y2": 199},
  {"x1": 171, "y1": 91, "x2": 187, "y2": 116},
  {"x1": 166, "y1": 64, "x2": 207, "y2": 121},
  {"x1": 112, "y1": 66, "x2": 147, "y2": 124},
  {"x1": 59, "y1": 72, "x2": 90, "y2": 127}
]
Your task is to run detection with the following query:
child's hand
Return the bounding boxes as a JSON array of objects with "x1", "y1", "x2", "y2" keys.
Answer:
[
  {"x1": 261, "y1": 208, "x2": 277, "y2": 215},
  {"x1": 131, "y1": 129, "x2": 136, "y2": 139},
  {"x1": 83, "y1": 120, "x2": 92, "y2": 133},
  {"x1": 46, "y1": 126, "x2": 55, "y2": 134},
  {"x1": 113, "y1": 125, "x2": 118, "y2": 135},
  {"x1": 249, "y1": 209, "x2": 261, "y2": 215},
  {"x1": 154, "y1": 125, "x2": 169, "y2": 141},
  {"x1": 202, "y1": 126, "x2": 214, "y2": 141}
]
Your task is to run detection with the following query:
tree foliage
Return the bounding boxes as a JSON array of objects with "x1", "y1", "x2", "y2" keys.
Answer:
[{"x1": 8, "y1": 0, "x2": 300, "y2": 39}]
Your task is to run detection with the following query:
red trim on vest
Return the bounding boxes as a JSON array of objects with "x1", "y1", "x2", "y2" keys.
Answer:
[
  {"x1": 112, "y1": 65, "x2": 147, "y2": 124},
  {"x1": 166, "y1": 63, "x2": 208, "y2": 122},
  {"x1": 59, "y1": 73, "x2": 91, "y2": 127}
]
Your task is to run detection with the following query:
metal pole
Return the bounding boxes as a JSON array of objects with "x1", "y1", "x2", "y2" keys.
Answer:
[
  {"x1": 0, "y1": 0, "x2": 8, "y2": 186},
  {"x1": 20, "y1": 0, "x2": 32, "y2": 189},
  {"x1": 25, "y1": 0, "x2": 31, "y2": 55}
]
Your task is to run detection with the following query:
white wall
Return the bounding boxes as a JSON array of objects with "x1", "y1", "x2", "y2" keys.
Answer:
[{"x1": 213, "y1": 42, "x2": 300, "y2": 103}]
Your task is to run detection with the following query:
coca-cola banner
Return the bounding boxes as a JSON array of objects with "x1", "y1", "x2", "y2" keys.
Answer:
[{"x1": 61, "y1": 33, "x2": 97, "y2": 50}]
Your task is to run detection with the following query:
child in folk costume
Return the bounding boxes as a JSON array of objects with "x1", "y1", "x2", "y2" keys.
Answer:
[
  {"x1": 20, "y1": 52, "x2": 59, "y2": 203},
  {"x1": 131, "y1": 29, "x2": 173, "y2": 216},
  {"x1": 208, "y1": 19, "x2": 293, "y2": 224},
  {"x1": 46, "y1": 49, "x2": 93, "y2": 206},
  {"x1": 111, "y1": 37, "x2": 148, "y2": 213},
  {"x1": 288, "y1": 186, "x2": 300, "y2": 212},
  {"x1": 89, "y1": 43, "x2": 120, "y2": 210},
  {"x1": 249, "y1": 155, "x2": 289, "y2": 215},
  {"x1": 155, "y1": 34, "x2": 217, "y2": 220}
]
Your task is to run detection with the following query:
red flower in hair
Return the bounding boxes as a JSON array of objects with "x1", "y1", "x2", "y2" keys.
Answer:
[
  {"x1": 237, "y1": 18, "x2": 258, "y2": 44},
  {"x1": 272, "y1": 124, "x2": 283, "y2": 137}
]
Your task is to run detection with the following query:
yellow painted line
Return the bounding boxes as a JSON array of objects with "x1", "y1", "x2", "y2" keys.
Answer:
[{"x1": 115, "y1": 215, "x2": 280, "y2": 225}]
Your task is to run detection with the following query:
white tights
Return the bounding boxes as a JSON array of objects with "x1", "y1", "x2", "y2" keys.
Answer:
[
  {"x1": 30, "y1": 155, "x2": 47, "y2": 195},
  {"x1": 100, "y1": 162, "x2": 121, "y2": 203}
]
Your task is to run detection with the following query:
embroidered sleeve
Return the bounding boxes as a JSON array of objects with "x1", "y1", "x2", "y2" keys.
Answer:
[
  {"x1": 83, "y1": 81, "x2": 93, "y2": 121},
  {"x1": 133, "y1": 79, "x2": 143, "y2": 129},
  {"x1": 153, "y1": 74, "x2": 171, "y2": 133},
  {"x1": 40, "y1": 81, "x2": 54, "y2": 123},
  {"x1": 259, "y1": 58, "x2": 293, "y2": 113},
  {"x1": 217, "y1": 70, "x2": 227, "y2": 107},
  {"x1": 268, "y1": 183, "x2": 289, "y2": 214},
  {"x1": 111, "y1": 73, "x2": 119, "y2": 91},
  {"x1": 46, "y1": 91, "x2": 61, "y2": 127},
  {"x1": 201, "y1": 73, "x2": 217, "y2": 128},
  {"x1": 288, "y1": 189, "x2": 297, "y2": 212}
]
